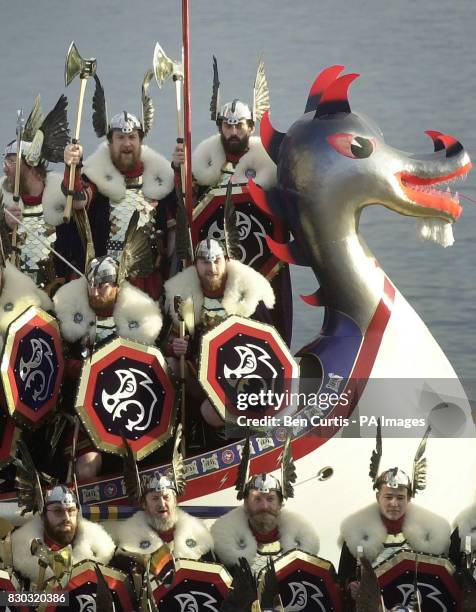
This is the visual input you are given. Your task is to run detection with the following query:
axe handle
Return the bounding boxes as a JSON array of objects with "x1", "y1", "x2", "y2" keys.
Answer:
[
  {"x1": 178, "y1": 319, "x2": 186, "y2": 455},
  {"x1": 64, "y1": 77, "x2": 88, "y2": 222},
  {"x1": 174, "y1": 79, "x2": 188, "y2": 200}
]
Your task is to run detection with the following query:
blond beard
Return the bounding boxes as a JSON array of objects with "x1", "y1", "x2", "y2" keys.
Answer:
[{"x1": 147, "y1": 507, "x2": 178, "y2": 533}]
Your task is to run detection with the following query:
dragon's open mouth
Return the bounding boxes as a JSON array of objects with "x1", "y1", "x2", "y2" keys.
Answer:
[{"x1": 396, "y1": 162, "x2": 472, "y2": 220}]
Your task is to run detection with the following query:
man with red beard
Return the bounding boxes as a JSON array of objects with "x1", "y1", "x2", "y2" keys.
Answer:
[
  {"x1": 172, "y1": 85, "x2": 292, "y2": 345},
  {"x1": 211, "y1": 471, "x2": 319, "y2": 575},
  {"x1": 163, "y1": 238, "x2": 275, "y2": 433},
  {"x1": 53, "y1": 255, "x2": 163, "y2": 481},
  {"x1": 60, "y1": 111, "x2": 176, "y2": 298},
  {"x1": 9, "y1": 485, "x2": 114, "y2": 587},
  {"x1": 114, "y1": 473, "x2": 213, "y2": 566}
]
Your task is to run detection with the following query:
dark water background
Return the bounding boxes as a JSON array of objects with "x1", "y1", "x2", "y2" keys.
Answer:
[{"x1": 1, "y1": 0, "x2": 475, "y2": 377}]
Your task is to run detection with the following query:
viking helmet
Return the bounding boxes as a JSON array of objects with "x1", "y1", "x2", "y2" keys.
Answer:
[
  {"x1": 218, "y1": 99, "x2": 253, "y2": 126},
  {"x1": 235, "y1": 435, "x2": 296, "y2": 501},
  {"x1": 44, "y1": 485, "x2": 78, "y2": 510},
  {"x1": 194, "y1": 238, "x2": 225, "y2": 262},
  {"x1": 210, "y1": 56, "x2": 269, "y2": 125},
  {"x1": 369, "y1": 419, "x2": 431, "y2": 498},
  {"x1": 144, "y1": 473, "x2": 178, "y2": 495},
  {"x1": 86, "y1": 256, "x2": 119, "y2": 287},
  {"x1": 108, "y1": 111, "x2": 143, "y2": 135}
]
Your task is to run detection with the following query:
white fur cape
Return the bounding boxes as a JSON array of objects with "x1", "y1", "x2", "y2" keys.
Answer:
[
  {"x1": 0, "y1": 262, "x2": 53, "y2": 350},
  {"x1": 1, "y1": 172, "x2": 67, "y2": 227},
  {"x1": 114, "y1": 508, "x2": 213, "y2": 560},
  {"x1": 82, "y1": 143, "x2": 174, "y2": 202},
  {"x1": 53, "y1": 277, "x2": 163, "y2": 345},
  {"x1": 164, "y1": 259, "x2": 275, "y2": 332},
  {"x1": 10, "y1": 514, "x2": 115, "y2": 583},
  {"x1": 211, "y1": 506, "x2": 319, "y2": 568},
  {"x1": 454, "y1": 502, "x2": 476, "y2": 553},
  {"x1": 340, "y1": 502, "x2": 451, "y2": 562},
  {"x1": 192, "y1": 134, "x2": 277, "y2": 190}
]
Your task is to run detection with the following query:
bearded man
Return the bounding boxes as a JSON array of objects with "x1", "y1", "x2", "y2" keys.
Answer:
[
  {"x1": 53, "y1": 255, "x2": 163, "y2": 481},
  {"x1": 61, "y1": 107, "x2": 176, "y2": 298},
  {"x1": 211, "y1": 472, "x2": 319, "y2": 576},
  {"x1": 172, "y1": 58, "x2": 292, "y2": 344},
  {"x1": 9, "y1": 485, "x2": 114, "y2": 586}
]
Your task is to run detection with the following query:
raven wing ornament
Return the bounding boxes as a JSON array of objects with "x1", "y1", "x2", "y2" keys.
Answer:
[
  {"x1": 171, "y1": 423, "x2": 186, "y2": 496},
  {"x1": 14, "y1": 439, "x2": 45, "y2": 515},
  {"x1": 252, "y1": 57, "x2": 270, "y2": 123},
  {"x1": 141, "y1": 68, "x2": 155, "y2": 136},
  {"x1": 235, "y1": 433, "x2": 251, "y2": 500},
  {"x1": 122, "y1": 436, "x2": 143, "y2": 505},
  {"x1": 92, "y1": 74, "x2": 108, "y2": 138},
  {"x1": 369, "y1": 418, "x2": 382, "y2": 488},
  {"x1": 412, "y1": 425, "x2": 431, "y2": 497},
  {"x1": 280, "y1": 435, "x2": 296, "y2": 500},
  {"x1": 210, "y1": 55, "x2": 220, "y2": 122}
]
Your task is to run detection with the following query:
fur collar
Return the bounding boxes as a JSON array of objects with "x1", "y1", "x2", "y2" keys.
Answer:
[
  {"x1": 54, "y1": 278, "x2": 162, "y2": 345},
  {"x1": 210, "y1": 506, "x2": 319, "y2": 568},
  {"x1": 0, "y1": 262, "x2": 53, "y2": 348},
  {"x1": 192, "y1": 135, "x2": 277, "y2": 190},
  {"x1": 340, "y1": 502, "x2": 451, "y2": 562},
  {"x1": 82, "y1": 143, "x2": 174, "y2": 202},
  {"x1": 164, "y1": 259, "x2": 275, "y2": 331},
  {"x1": 454, "y1": 502, "x2": 476, "y2": 553},
  {"x1": 114, "y1": 509, "x2": 213, "y2": 560},
  {"x1": 10, "y1": 514, "x2": 115, "y2": 583},
  {"x1": 1, "y1": 172, "x2": 66, "y2": 227}
]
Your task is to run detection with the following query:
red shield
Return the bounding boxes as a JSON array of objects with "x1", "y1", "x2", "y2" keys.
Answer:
[
  {"x1": 0, "y1": 413, "x2": 20, "y2": 468},
  {"x1": 263, "y1": 550, "x2": 343, "y2": 611},
  {"x1": 42, "y1": 560, "x2": 134, "y2": 612},
  {"x1": 193, "y1": 184, "x2": 286, "y2": 278},
  {"x1": 153, "y1": 559, "x2": 232, "y2": 609},
  {"x1": 375, "y1": 550, "x2": 461, "y2": 611},
  {"x1": 75, "y1": 338, "x2": 176, "y2": 461},
  {"x1": 199, "y1": 316, "x2": 299, "y2": 424},
  {"x1": 0, "y1": 569, "x2": 28, "y2": 612},
  {"x1": 0, "y1": 306, "x2": 64, "y2": 428}
]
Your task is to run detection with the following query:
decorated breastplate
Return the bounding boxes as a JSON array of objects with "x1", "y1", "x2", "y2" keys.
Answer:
[
  {"x1": 107, "y1": 176, "x2": 157, "y2": 261},
  {"x1": 200, "y1": 297, "x2": 227, "y2": 332},
  {"x1": 95, "y1": 315, "x2": 116, "y2": 344},
  {"x1": 373, "y1": 532, "x2": 411, "y2": 568},
  {"x1": 17, "y1": 204, "x2": 55, "y2": 287},
  {"x1": 251, "y1": 538, "x2": 283, "y2": 575}
]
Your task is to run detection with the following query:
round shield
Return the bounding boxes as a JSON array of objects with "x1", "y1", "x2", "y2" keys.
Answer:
[
  {"x1": 42, "y1": 560, "x2": 134, "y2": 612},
  {"x1": 193, "y1": 184, "x2": 286, "y2": 278},
  {"x1": 75, "y1": 337, "x2": 176, "y2": 461},
  {"x1": 375, "y1": 550, "x2": 461, "y2": 611},
  {"x1": 0, "y1": 568, "x2": 28, "y2": 612},
  {"x1": 199, "y1": 316, "x2": 299, "y2": 424},
  {"x1": 0, "y1": 413, "x2": 20, "y2": 468},
  {"x1": 0, "y1": 306, "x2": 64, "y2": 428},
  {"x1": 260, "y1": 549, "x2": 343, "y2": 611},
  {"x1": 153, "y1": 559, "x2": 232, "y2": 610}
]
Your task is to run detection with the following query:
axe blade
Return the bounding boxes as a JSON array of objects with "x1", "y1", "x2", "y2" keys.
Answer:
[
  {"x1": 65, "y1": 41, "x2": 97, "y2": 87},
  {"x1": 153, "y1": 42, "x2": 182, "y2": 87}
]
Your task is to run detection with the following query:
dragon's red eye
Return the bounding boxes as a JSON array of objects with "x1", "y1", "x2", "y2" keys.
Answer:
[{"x1": 327, "y1": 133, "x2": 375, "y2": 159}]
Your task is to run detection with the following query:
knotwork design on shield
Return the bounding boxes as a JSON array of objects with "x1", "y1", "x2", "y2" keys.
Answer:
[
  {"x1": 199, "y1": 316, "x2": 299, "y2": 424},
  {"x1": 75, "y1": 338, "x2": 176, "y2": 460}
]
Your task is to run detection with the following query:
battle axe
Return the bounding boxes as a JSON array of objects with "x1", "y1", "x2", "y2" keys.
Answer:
[{"x1": 63, "y1": 42, "x2": 97, "y2": 222}]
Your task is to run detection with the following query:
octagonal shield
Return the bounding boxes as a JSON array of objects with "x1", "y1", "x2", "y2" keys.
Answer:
[
  {"x1": 75, "y1": 337, "x2": 176, "y2": 461},
  {"x1": 375, "y1": 550, "x2": 461, "y2": 611},
  {"x1": 199, "y1": 316, "x2": 299, "y2": 424},
  {"x1": 42, "y1": 560, "x2": 134, "y2": 612},
  {"x1": 0, "y1": 306, "x2": 64, "y2": 428},
  {"x1": 0, "y1": 568, "x2": 28, "y2": 612},
  {"x1": 0, "y1": 413, "x2": 20, "y2": 468},
  {"x1": 152, "y1": 559, "x2": 232, "y2": 610},
  {"x1": 259, "y1": 549, "x2": 343, "y2": 612},
  {"x1": 193, "y1": 184, "x2": 286, "y2": 278}
]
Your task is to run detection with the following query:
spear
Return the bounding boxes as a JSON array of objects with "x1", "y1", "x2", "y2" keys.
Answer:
[{"x1": 182, "y1": 0, "x2": 193, "y2": 225}]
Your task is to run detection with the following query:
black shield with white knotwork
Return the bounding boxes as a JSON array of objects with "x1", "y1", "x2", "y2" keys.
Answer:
[
  {"x1": 75, "y1": 338, "x2": 176, "y2": 460},
  {"x1": 375, "y1": 551, "x2": 461, "y2": 611},
  {"x1": 199, "y1": 316, "x2": 299, "y2": 423},
  {"x1": 265, "y1": 550, "x2": 343, "y2": 612},
  {"x1": 1, "y1": 306, "x2": 64, "y2": 428},
  {"x1": 193, "y1": 186, "x2": 285, "y2": 278},
  {"x1": 153, "y1": 559, "x2": 232, "y2": 610}
]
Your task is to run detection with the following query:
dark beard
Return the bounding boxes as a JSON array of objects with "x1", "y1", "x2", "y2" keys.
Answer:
[
  {"x1": 221, "y1": 133, "x2": 249, "y2": 156},
  {"x1": 111, "y1": 150, "x2": 140, "y2": 173},
  {"x1": 44, "y1": 522, "x2": 76, "y2": 547}
]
